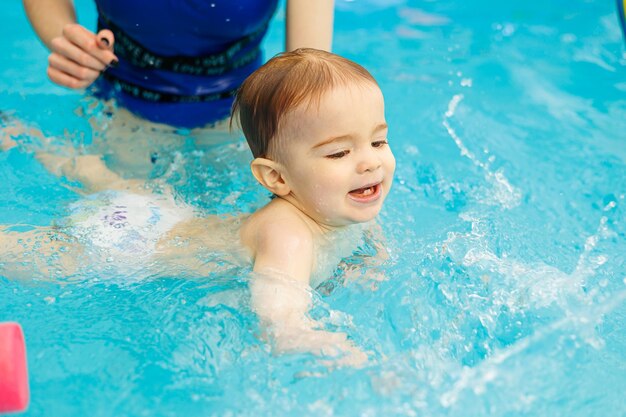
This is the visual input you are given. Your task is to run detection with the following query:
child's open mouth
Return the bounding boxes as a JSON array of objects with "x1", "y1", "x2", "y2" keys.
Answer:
[{"x1": 348, "y1": 182, "x2": 382, "y2": 203}]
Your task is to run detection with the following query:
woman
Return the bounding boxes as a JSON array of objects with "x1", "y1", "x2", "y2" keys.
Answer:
[{"x1": 23, "y1": 0, "x2": 334, "y2": 128}]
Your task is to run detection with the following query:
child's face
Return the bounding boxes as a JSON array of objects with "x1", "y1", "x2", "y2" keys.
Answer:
[{"x1": 277, "y1": 82, "x2": 396, "y2": 227}]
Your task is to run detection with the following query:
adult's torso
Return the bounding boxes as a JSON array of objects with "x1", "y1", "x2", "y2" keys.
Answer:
[
  {"x1": 95, "y1": 0, "x2": 279, "y2": 56},
  {"x1": 93, "y1": 0, "x2": 279, "y2": 127}
]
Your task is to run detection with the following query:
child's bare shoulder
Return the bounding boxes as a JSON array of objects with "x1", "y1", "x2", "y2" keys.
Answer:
[{"x1": 240, "y1": 199, "x2": 316, "y2": 253}]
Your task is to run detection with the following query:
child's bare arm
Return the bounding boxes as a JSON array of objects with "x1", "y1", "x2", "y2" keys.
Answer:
[
  {"x1": 250, "y1": 272, "x2": 367, "y2": 366},
  {"x1": 249, "y1": 217, "x2": 367, "y2": 366}
]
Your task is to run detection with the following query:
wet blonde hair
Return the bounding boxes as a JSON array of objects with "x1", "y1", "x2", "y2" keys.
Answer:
[{"x1": 231, "y1": 48, "x2": 378, "y2": 158}]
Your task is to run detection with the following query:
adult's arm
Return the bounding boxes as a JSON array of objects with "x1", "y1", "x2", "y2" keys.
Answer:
[
  {"x1": 286, "y1": 0, "x2": 334, "y2": 51},
  {"x1": 23, "y1": 0, "x2": 117, "y2": 89},
  {"x1": 23, "y1": 0, "x2": 77, "y2": 50}
]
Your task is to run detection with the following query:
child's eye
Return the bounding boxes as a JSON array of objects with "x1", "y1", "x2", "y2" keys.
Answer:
[
  {"x1": 326, "y1": 150, "x2": 350, "y2": 159},
  {"x1": 372, "y1": 139, "x2": 388, "y2": 148}
]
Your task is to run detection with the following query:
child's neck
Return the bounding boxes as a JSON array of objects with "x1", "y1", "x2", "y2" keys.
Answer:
[{"x1": 276, "y1": 196, "x2": 345, "y2": 235}]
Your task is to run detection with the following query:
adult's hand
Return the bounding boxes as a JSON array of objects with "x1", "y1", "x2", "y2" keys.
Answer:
[{"x1": 47, "y1": 24, "x2": 118, "y2": 89}]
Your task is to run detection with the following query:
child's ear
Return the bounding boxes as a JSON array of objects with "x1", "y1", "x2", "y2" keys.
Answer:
[{"x1": 250, "y1": 158, "x2": 291, "y2": 196}]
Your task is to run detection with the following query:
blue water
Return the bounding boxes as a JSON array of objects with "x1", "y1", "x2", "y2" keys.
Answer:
[{"x1": 1, "y1": 0, "x2": 625, "y2": 416}]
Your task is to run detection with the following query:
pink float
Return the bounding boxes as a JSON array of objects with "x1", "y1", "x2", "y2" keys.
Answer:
[{"x1": 0, "y1": 323, "x2": 29, "y2": 414}]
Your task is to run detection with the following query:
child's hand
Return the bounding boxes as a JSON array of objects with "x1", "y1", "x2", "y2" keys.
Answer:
[{"x1": 271, "y1": 327, "x2": 369, "y2": 368}]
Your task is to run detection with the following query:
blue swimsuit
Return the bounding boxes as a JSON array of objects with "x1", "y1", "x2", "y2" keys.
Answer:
[{"x1": 93, "y1": 0, "x2": 279, "y2": 128}]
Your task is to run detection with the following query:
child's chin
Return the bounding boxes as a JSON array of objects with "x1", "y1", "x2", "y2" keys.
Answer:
[
  {"x1": 346, "y1": 211, "x2": 381, "y2": 225},
  {"x1": 324, "y1": 208, "x2": 381, "y2": 227}
]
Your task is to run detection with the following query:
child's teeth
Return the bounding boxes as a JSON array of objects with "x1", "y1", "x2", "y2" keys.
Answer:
[{"x1": 363, "y1": 187, "x2": 372, "y2": 196}]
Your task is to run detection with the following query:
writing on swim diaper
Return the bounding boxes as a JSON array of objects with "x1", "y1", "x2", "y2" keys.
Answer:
[
  {"x1": 103, "y1": 207, "x2": 129, "y2": 228},
  {"x1": 65, "y1": 190, "x2": 191, "y2": 259}
]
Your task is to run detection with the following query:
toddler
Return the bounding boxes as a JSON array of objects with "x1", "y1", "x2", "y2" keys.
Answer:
[{"x1": 0, "y1": 48, "x2": 396, "y2": 365}]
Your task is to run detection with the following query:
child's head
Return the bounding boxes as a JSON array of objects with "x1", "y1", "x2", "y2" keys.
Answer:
[
  {"x1": 232, "y1": 48, "x2": 395, "y2": 227},
  {"x1": 232, "y1": 48, "x2": 379, "y2": 159}
]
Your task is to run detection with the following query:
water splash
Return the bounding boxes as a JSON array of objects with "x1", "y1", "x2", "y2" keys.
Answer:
[
  {"x1": 442, "y1": 94, "x2": 522, "y2": 209},
  {"x1": 439, "y1": 288, "x2": 626, "y2": 408}
]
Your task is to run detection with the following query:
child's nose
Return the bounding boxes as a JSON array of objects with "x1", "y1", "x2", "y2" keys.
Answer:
[{"x1": 356, "y1": 150, "x2": 382, "y2": 173}]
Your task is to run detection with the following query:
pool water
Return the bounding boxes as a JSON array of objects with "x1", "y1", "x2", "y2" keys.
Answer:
[{"x1": 1, "y1": 0, "x2": 625, "y2": 416}]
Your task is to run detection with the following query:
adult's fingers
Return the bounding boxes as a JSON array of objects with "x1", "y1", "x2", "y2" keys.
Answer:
[
  {"x1": 50, "y1": 36, "x2": 107, "y2": 71},
  {"x1": 48, "y1": 53, "x2": 101, "y2": 85},
  {"x1": 96, "y1": 29, "x2": 115, "y2": 51},
  {"x1": 47, "y1": 66, "x2": 93, "y2": 90},
  {"x1": 62, "y1": 24, "x2": 118, "y2": 67}
]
